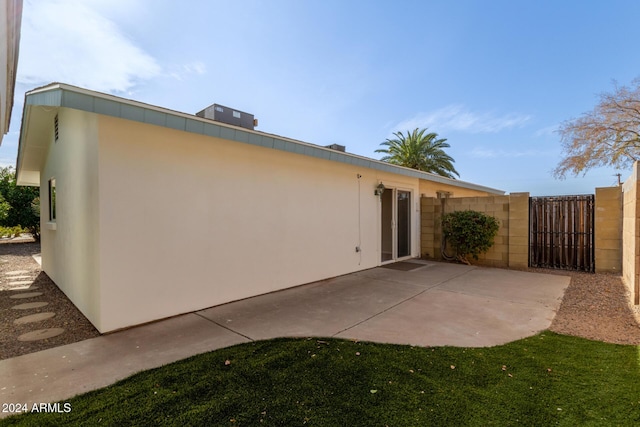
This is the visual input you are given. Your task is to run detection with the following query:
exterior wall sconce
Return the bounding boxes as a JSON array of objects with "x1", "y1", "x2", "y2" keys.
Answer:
[{"x1": 374, "y1": 183, "x2": 386, "y2": 196}]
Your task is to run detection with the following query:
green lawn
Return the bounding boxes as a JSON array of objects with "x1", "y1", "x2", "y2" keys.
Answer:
[{"x1": 2, "y1": 332, "x2": 640, "y2": 426}]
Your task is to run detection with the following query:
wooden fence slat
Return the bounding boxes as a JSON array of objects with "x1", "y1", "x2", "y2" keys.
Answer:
[{"x1": 529, "y1": 194, "x2": 594, "y2": 272}]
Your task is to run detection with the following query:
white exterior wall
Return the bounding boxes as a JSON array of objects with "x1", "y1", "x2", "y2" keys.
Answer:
[
  {"x1": 41, "y1": 108, "x2": 101, "y2": 329},
  {"x1": 96, "y1": 115, "x2": 419, "y2": 332}
]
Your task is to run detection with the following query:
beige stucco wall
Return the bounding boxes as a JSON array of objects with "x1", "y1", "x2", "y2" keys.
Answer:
[
  {"x1": 41, "y1": 108, "x2": 101, "y2": 328},
  {"x1": 622, "y1": 163, "x2": 640, "y2": 304},
  {"x1": 95, "y1": 115, "x2": 425, "y2": 332}
]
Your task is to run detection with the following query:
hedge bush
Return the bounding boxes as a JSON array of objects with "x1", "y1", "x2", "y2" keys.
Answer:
[
  {"x1": 441, "y1": 210, "x2": 500, "y2": 265},
  {"x1": 0, "y1": 225, "x2": 27, "y2": 238}
]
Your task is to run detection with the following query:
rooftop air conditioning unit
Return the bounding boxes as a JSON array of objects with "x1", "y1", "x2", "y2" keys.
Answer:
[{"x1": 196, "y1": 103, "x2": 257, "y2": 130}]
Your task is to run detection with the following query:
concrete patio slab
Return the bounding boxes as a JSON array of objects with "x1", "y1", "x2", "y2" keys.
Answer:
[
  {"x1": 335, "y1": 288, "x2": 561, "y2": 347},
  {"x1": 197, "y1": 263, "x2": 568, "y2": 347},
  {"x1": 197, "y1": 273, "x2": 425, "y2": 339},
  {"x1": 0, "y1": 261, "x2": 570, "y2": 418},
  {"x1": 354, "y1": 262, "x2": 475, "y2": 288},
  {"x1": 437, "y1": 267, "x2": 570, "y2": 307}
]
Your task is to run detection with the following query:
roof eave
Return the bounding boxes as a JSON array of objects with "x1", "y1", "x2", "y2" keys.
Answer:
[{"x1": 1, "y1": 0, "x2": 23, "y2": 144}]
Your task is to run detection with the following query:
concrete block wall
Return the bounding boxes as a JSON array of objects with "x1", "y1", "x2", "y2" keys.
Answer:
[
  {"x1": 622, "y1": 163, "x2": 640, "y2": 304},
  {"x1": 595, "y1": 186, "x2": 622, "y2": 274},
  {"x1": 422, "y1": 189, "x2": 625, "y2": 274},
  {"x1": 420, "y1": 197, "x2": 437, "y2": 259},
  {"x1": 507, "y1": 193, "x2": 530, "y2": 269},
  {"x1": 420, "y1": 193, "x2": 528, "y2": 269}
]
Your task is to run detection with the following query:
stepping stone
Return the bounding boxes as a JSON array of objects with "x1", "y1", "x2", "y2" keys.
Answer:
[
  {"x1": 17, "y1": 328, "x2": 65, "y2": 342},
  {"x1": 6, "y1": 270, "x2": 29, "y2": 276},
  {"x1": 7, "y1": 280, "x2": 33, "y2": 286},
  {"x1": 9, "y1": 292, "x2": 43, "y2": 299},
  {"x1": 11, "y1": 301, "x2": 49, "y2": 310},
  {"x1": 8, "y1": 285, "x2": 39, "y2": 291},
  {"x1": 14, "y1": 312, "x2": 55, "y2": 325}
]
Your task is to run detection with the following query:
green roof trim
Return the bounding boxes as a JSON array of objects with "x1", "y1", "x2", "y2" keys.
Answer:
[{"x1": 21, "y1": 83, "x2": 504, "y2": 195}]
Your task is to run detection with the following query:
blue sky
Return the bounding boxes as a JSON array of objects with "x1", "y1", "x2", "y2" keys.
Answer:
[{"x1": 3, "y1": 0, "x2": 640, "y2": 195}]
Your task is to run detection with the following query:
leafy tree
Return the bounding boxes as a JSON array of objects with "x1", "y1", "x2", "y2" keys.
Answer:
[
  {"x1": 0, "y1": 166, "x2": 40, "y2": 240},
  {"x1": 554, "y1": 78, "x2": 640, "y2": 178},
  {"x1": 441, "y1": 210, "x2": 500, "y2": 265},
  {"x1": 0, "y1": 193, "x2": 10, "y2": 223},
  {"x1": 376, "y1": 128, "x2": 459, "y2": 178}
]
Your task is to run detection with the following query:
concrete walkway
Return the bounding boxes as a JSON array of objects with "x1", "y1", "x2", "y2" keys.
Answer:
[{"x1": 0, "y1": 261, "x2": 569, "y2": 417}]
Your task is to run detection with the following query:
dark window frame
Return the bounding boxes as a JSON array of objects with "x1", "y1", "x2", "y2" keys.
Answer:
[{"x1": 48, "y1": 178, "x2": 56, "y2": 221}]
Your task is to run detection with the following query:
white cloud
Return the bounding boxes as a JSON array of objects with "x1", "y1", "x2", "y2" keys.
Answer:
[
  {"x1": 183, "y1": 61, "x2": 206, "y2": 75},
  {"x1": 167, "y1": 61, "x2": 207, "y2": 81},
  {"x1": 17, "y1": 0, "x2": 161, "y2": 93},
  {"x1": 394, "y1": 105, "x2": 532, "y2": 134}
]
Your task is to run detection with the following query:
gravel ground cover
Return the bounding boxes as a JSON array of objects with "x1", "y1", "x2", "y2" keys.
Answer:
[
  {"x1": 0, "y1": 241, "x2": 99, "y2": 360},
  {"x1": 1, "y1": 241, "x2": 639, "y2": 362},
  {"x1": 546, "y1": 268, "x2": 640, "y2": 345}
]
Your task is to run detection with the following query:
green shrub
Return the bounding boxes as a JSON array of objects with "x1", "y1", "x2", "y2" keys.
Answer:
[
  {"x1": 0, "y1": 225, "x2": 27, "y2": 238},
  {"x1": 0, "y1": 193, "x2": 9, "y2": 222},
  {"x1": 12, "y1": 225, "x2": 24, "y2": 237},
  {"x1": 441, "y1": 210, "x2": 500, "y2": 265}
]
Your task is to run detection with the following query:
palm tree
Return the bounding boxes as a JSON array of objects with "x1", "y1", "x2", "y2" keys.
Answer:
[{"x1": 376, "y1": 128, "x2": 459, "y2": 179}]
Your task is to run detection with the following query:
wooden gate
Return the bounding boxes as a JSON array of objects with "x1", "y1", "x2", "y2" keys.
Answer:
[{"x1": 529, "y1": 195, "x2": 595, "y2": 272}]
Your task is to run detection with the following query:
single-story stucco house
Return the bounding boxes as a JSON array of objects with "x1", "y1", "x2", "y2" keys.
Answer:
[{"x1": 16, "y1": 83, "x2": 504, "y2": 333}]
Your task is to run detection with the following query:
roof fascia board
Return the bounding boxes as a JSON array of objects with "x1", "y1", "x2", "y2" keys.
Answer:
[
  {"x1": 22, "y1": 83, "x2": 505, "y2": 195},
  {"x1": 1, "y1": 0, "x2": 23, "y2": 142}
]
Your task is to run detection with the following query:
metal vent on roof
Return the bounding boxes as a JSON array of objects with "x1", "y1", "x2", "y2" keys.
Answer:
[
  {"x1": 196, "y1": 103, "x2": 256, "y2": 130},
  {"x1": 324, "y1": 144, "x2": 346, "y2": 152}
]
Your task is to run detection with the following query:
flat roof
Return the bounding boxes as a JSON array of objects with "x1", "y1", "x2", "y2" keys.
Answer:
[{"x1": 17, "y1": 82, "x2": 504, "y2": 194}]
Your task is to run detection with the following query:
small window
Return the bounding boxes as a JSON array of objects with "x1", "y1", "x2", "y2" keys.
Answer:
[
  {"x1": 214, "y1": 106, "x2": 224, "y2": 112},
  {"x1": 48, "y1": 178, "x2": 56, "y2": 221},
  {"x1": 232, "y1": 111, "x2": 241, "y2": 118}
]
